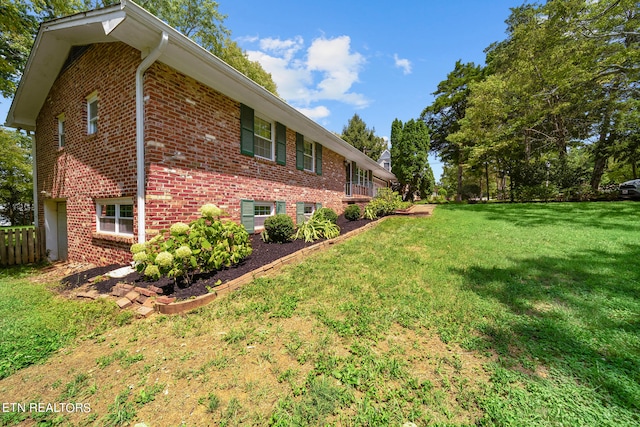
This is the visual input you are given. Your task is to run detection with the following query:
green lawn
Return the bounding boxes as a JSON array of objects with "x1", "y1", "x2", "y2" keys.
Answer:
[
  {"x1": 0, "y1": 266, "x2": 133, "y2": 379},
  {"x1": 1, "y1": 202, "x2": 638, "y2": 426}
]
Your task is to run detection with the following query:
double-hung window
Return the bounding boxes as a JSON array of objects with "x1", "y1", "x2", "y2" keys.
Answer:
[
  {"x1": 97, "y1": 199, "x2": 133, "y2": 236},
  {"x1": 87, "y1": 92, "x2": 98, "y2": 135},
  {"x1": 303, "y1": 139, "x2": 314, "y2": 171},
  {"x1": 57, "y1": 113, "x2": 65, "y2": 148},
  {"x1": 254, "y1": 116, "x2": 274, "y2": 160}
]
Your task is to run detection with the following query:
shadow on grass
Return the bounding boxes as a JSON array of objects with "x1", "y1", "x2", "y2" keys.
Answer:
[
  {"x1": 454, "y1": 243, "x2": 640, "y2": 412},
  {"x1": 443, "y1": 201, "x2": 640, "y2": 232}
]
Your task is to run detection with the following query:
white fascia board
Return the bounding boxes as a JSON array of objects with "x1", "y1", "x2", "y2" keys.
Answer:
[{"x1": 5, "y1": 4, "x2": 128, "y2": 130}]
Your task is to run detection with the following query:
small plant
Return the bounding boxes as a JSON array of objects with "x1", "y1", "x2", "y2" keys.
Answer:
[
  {"x1": 363, "y1": 188, "x2": 409, "y2": 219},
  {"x1": 206, "y1": 392, "x2": 221, "y2": 413},
  {"x1": 344, "y1": 205, "x2": 361, "y2": 221},
  {"x1": 131, "y1": 204, "x2": 252, "y2": 284},
  {"x1": 261, "y1": 214, "x2": 295, "y2": 243},
  {"x1": 295, "y1": 217, "x2": 340, "y2": 242},
  {"x1": 102, "y1": 390, "x2": 136, "y2": 427},
  {"x1": 312, "y1": 207, "x2": 338, "y2": 224}
]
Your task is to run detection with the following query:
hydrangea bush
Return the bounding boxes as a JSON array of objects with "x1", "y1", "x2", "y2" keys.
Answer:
[{"x1": 131, "y1": 204, "x2": 252, "y2": 284}]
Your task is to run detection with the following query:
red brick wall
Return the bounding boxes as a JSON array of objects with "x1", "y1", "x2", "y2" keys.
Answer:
[
  {"x1": 36, "y1": 43, "x2": 350, "y2": 265},
  {"x1": 36, "y1": 43, "x2": 140, "y2": 265},
  {"x1": 143, "y1": 62, "x2": 347, "y2": 233}
]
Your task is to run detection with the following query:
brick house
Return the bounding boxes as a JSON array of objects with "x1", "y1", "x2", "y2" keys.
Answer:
[{"x1": 5, "y1": 1, "x2": 395, "y2": 266}]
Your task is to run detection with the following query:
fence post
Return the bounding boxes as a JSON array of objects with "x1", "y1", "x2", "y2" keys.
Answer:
[
  {"x1": 0, "y1": 229, "x2": 6, "y2": 267},
  {"x1": 7, "y1": 230, "x2": 15, "y2": 266},
  {"x1": 21, "y1": 229, "x2": 28, "y2": 264}
]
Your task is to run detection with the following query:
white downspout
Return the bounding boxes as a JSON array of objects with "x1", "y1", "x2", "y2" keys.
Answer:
[
  {"x1": 29, "y1": 131, "x2": 38, "y2": 227},
  {"x1": 136, "y1": 32, "x2": 168, "y2": 244}
]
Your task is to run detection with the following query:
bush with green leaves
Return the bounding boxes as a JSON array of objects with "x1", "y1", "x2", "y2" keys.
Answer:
[
  {"x1": 312, "y1": 207, "x2": 338, "y2": 224},
  {"x1": 131, "y1": 204, "x2": 252, "y2": 284},
  {"x1": 261, "y1": 214, "x2": 295, "y2": 243},
  {"x1": 363, "y1": 188, "x2": 410, "y2": 219},
  {"x1": 344, "y1": 204, "x2": 361, "y2": 221},
  {"x1": 294, "y1": 217, "x2": 340, "y2": 242}
]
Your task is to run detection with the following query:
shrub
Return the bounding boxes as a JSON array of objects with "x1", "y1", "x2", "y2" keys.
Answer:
[
  {"x1": 363, "y1": 188, "x2": 409, "y2": 219},
  {"x1": 312, "y1": 207, "x2": 338, "y2": 224},
  {"x1": 294, "y1": 217, "x2": 340, "y2": 242},
  {"x1": 344, "y1": 204, "x2": 361, "y2": 221},
  {"x1": 131, "y1": 204, "x2": 252, "y2": 284},
  {"x1": 438, "y1": 188, "x2": 448, "y2": 197},
  {"x1": 262, "y1": 214, "x2": 295, "y2": 243}
]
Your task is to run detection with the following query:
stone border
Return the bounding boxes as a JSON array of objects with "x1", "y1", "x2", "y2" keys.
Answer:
[{"x1": 155, "y1": 218, "x2": 388, "y2": 315}]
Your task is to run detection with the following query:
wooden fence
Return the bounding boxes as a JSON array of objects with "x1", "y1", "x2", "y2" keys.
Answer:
[{"x1": 0, "y1": 227, "x2": 46, "y2": 267}]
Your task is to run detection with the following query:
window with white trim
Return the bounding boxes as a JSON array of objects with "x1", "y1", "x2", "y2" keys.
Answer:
[
  {"x1": 303, "y1": 203, "x2": 315, "y2": 219},
  {"x1": 87, "y1": 92, "x2": 98, "y2": 134},
  {"x1": 254, "y1": 116, "x2": 274, "y2": 160},
  {"x1": 254, "y1": 201, "x2": 275, "y2": 230},
  {"x1": 303, "y1": 139, "x2": 314, "y2": 171},
  {"x1": 356, "y1": 166, "x2": 370, "y2": 186},
  {"x1": 96, "y1": 199, "x2": 133, "y2": 236},
  {"x1": 57, "y1": 113, "x2": 65, "y2": 148}
]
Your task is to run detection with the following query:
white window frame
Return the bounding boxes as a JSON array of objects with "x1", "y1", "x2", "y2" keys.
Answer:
[
  {"x1": 253, "y1": 115, "x2": 275, "y2": 161},
  {"x1": 356, "y1": 166, "x2": 370, "y2": 186},
  {"x1": 303, "y1": 203, "x2": 315, "y2": 220},
  {"x1": 303, "y1": 139, "x2": 315, "y2": 172},
  {"x1": 87, "y1": 91, "x2": 98, "y2": 135},
  {"x1": 96, "y1": 198, "x2": 134, "y2": 236},
  {"x1": 254, "y1": 201, "x2": 275, "y2": 230},
  {"x1": 57, "y1": 113, "x2": 65, "y2": 148}
]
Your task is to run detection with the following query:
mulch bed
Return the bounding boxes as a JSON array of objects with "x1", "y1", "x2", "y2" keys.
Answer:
[{"x1": 60, "y1": 216, "x2": 375, "y2": 300}]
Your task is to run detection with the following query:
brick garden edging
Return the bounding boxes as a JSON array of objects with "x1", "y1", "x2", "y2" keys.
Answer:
[{"x1": 152, "y1": 217, "x2": 388, "y2": 315}]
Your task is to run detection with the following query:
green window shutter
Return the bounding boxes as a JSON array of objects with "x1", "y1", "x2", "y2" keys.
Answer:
[
  {"x1": 296, "y1": 133, "x2": 304, "y2": 170},
  {"x1": 276, "y1": 122, "x2": 287, "y2": 165},
  {"x1": 240, "y1": 199, "x2": 255, "y2": 233},
  {"x1": 296, "y1": 202, "x2": 306, "y2": 224},
  {"x1": 276, "y1": 201, "x2": 286, "y2": 215},
  {"x1": 315, "y1": 202, "x2": 322, "y2": 210},
  {"x1": 315, "y1": 143, "x2": 323, "y2": 175},
  {"x1": 240, "y1": 104, "x2": 254, "y2": 156}
]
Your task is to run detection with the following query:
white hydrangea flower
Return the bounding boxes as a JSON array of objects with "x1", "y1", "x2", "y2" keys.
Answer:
[
  {"x1": 175, "y1": 246, "x2": 192, "y2": 259},
  {"x1": 155, "y1": 251, "x2": 174, "y2": 267}
]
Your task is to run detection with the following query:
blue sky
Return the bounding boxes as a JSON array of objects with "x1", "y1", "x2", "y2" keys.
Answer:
[
  {"x1": 0, "y1": 0, "x2": 525, "y2": 180},
  {"x1": 220, "y1": 0, "x2": 525, "y2": 180}
]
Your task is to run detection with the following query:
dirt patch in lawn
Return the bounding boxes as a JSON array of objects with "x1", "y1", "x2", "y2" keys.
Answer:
[{"x1": 58, "y1": 217, "x2": 375, "y2": 300}]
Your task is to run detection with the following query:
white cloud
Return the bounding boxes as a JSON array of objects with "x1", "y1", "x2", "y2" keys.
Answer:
[
  {"x1": 296, "y1": 105, "x2": 331, "y2": 120},
  {"x1": 242, "y1": 34, "x2": 370, "y2": 115},
  {"x1": 393, "y1": 54, "x2": 412, "y2": 75}
]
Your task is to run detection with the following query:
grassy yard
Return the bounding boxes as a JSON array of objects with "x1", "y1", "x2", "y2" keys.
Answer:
[{"x1": 0, "y1": 202, "x2": 638, "y2": 426}]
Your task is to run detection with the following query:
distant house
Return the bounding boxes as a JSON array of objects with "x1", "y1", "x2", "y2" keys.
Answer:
[
  {"x1": 5, "y1": 1, "x2": 395, "y2": 265},
  {"x1": 378, "y1": 149, "x2": 391, "y2": 172}
]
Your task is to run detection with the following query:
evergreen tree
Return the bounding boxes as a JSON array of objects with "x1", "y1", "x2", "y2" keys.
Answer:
[
  {"x1": 341, "y1": 113, "x2": 386, "y2": 161},
  {"x1": 390, "y1": 119, "x2": 434, "y2": 200}
]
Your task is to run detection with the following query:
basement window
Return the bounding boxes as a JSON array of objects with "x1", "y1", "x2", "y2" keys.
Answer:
[{"x1": 96, "y1": 198, "x2": 133, "y2": 236}]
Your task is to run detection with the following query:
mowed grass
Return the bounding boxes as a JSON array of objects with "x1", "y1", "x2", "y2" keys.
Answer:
[
  {"x1": 0, "y1": 202, "x2": 638, "y2": 426},
  {"x1": 0, "y1": 266, "x2": 133, "y2": 379}
]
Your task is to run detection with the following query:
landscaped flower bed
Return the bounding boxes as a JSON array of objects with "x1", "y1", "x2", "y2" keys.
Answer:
[{"x1": 61, "y1": 215, "x2": 375, "y2": 301}]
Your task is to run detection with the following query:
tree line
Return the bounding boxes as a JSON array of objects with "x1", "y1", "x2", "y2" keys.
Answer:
[{"x1": 423, "y1": 0, "x2": 639, "y2": 202}]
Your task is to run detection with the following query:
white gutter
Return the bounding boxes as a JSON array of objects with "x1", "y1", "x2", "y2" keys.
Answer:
[{"x1": 136, "y1": 31, "x2": 168, "y2": 244}]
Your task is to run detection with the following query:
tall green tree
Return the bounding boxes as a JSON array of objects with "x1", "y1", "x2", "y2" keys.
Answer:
[
  {"x1": 0, "y1": 0, "x2": 37, "y2": 98},
  {"x1": 421, "y1": 60, "x2": 484, "y2": 201},
  {"x1": 2, "y1": 0, "x2": 278, "y2": 98},
  {"x1": 0, "y1": 128, "x2": 32, "y2": 225},
  {"x1": 341, "y1": 113, "x2": 386, "y2": 161},
  {"x1": 390, "y1": 118, "x2": 434, "y2": 200}
]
